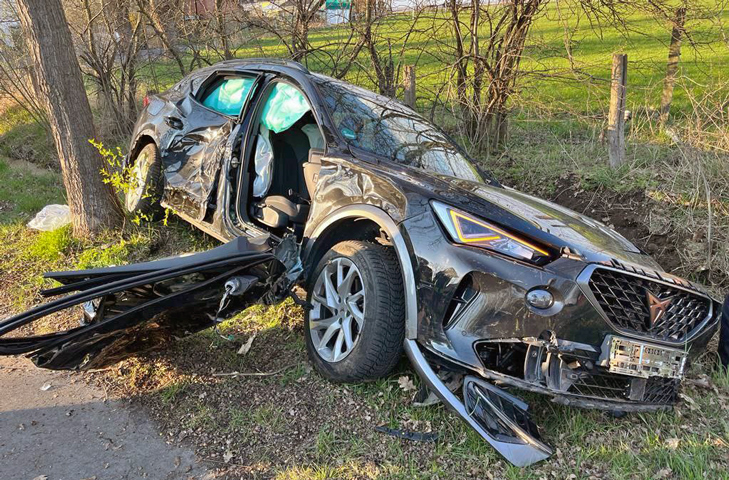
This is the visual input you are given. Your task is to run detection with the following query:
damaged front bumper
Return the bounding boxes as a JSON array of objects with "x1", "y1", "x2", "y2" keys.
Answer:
[
  {"x1": 405, "y1": 339, "x2": 553, "y2": 467},
  {"x1": 405, "y1": 307, "x2": 719, "y2": 467},
  {"x1": 405, "y1": 327, "x2": 713, "y2": 467}
]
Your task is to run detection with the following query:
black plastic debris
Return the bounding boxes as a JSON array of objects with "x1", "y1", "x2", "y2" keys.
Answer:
[{"x1": 0, "y1": 236, "x2": 295, "y2": 370}]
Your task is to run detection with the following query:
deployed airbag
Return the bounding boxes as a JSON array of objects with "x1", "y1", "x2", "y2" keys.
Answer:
[
  {"x1": 261, "y1": 83, "x2": 310, "y2": 133},
  {"x1": 253, "y1": 128, "x2": 274, "y2": 198},
  {"x1": 202, "y1": 77, "x2": 255, "y2": 116}
]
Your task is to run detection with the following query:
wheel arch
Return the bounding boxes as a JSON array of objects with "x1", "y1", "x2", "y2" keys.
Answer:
[
  {"x1": 303, "y1": 205, "x2": 418, "y2": 339},
  {"x1": 128, "y1": 134, "x2": 157, "y2": 166}
]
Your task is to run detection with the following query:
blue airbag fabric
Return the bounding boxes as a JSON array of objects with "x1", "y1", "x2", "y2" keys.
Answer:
[
  {"x1": 202, "y1": 77, "x2": 254, "y2": 116},
  {"x1": 261, "y1": 83, "x2": 310, "y2": 133}
]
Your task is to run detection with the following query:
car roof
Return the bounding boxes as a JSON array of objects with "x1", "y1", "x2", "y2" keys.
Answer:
[{"x1": 210, "y1": 58, "x2": 310, "y2": 75}]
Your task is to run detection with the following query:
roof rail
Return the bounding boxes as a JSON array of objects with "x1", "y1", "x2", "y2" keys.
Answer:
[{"x1": 219, "y1": 57, "x2": 310, "y2": 74}]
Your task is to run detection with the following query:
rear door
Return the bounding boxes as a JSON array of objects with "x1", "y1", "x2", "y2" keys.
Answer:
[{"x1": 161, "y1": 72, "x2": 259, "y2": 222}]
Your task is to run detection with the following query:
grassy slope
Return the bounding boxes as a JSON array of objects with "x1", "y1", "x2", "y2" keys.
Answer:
[
  {"x1": 214, "y1": 3, "x2": 728, "y2": 117},
  {"x1": 131, "y1": 3, "x2": 728, "y2": 118}
]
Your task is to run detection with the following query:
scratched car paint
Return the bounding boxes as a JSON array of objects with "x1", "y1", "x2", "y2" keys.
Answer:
[{"x1": 1, "y1": 59, "x2": 721, "y2": 467}]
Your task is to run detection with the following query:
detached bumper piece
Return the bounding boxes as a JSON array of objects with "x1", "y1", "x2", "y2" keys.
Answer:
[
  {"x1": 463, "y1": 377, "x2": 552, "y2": 465},
  {"x1": 0, "y1": 236, "x2": 290, "y2": 370},
  {"x1": 404, "y1": 340, "x2": 552, "y2": 467}
]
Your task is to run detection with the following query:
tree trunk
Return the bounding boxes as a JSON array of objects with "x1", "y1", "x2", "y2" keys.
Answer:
[
  {"x1": 660, "y1": 7, "x2": 685, "y2": 124},
  {"x1": 215, "y1": 0, "x2": 233, "y2": 59},
  {"x1": 16, "y1": 0, "x2": 123, "y2": 236}
]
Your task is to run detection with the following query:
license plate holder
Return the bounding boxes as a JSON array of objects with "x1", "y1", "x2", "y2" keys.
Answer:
[{"x1": 599, "y1": 335, "x2": 687, "y2": 379}]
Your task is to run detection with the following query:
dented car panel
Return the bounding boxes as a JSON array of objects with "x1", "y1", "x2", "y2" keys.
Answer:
[{"x1": 4, "y1": 59, "x2": 722, "y2": 468}]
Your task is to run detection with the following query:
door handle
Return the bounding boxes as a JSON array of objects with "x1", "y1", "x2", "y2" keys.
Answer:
[{"x1": 164, "y1": 116, "x2": 184, "y2": 129}]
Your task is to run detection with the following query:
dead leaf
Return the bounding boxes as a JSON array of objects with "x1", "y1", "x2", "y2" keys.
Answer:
[
  {"x1": 679, "y1": 392, "x2": 697, "y2": 410},
  {"x1": 654, "y1": 467, "x2": 672, "y2": 479},
  {"x1": 223, "y1": 450, "x2": 234, "y2": 463},
  {"x1": 237, "y1": 334, "x2": 256, "y2": 355},
  {"x1": 665, "y1": 438, "x2": 680, "y2": 450},
  {"x1": 398, "y1": 375, "x2": 416, "y2": 392}
]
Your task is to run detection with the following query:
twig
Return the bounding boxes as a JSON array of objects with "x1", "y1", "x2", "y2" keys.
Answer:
[{"x1": 212, "y1": 363, "x2": 299, "y2": 378}]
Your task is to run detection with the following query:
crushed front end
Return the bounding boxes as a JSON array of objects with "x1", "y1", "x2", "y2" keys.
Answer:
[{"x1": 401, "y1": 210, "x2": 721, "y2": 467}]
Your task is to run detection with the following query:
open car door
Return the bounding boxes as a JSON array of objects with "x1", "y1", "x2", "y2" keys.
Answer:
[
  {"x1": 0, "y1": 235, "x2": 299, "y2": 370},
  {"x1": 160, "y1": 73, "x2": 260, "y2": 222}
]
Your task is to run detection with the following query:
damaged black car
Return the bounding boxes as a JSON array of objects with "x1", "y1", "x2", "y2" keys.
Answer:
[{"x1": 1, "y1": 59, "x2": 721, "y2": 467}]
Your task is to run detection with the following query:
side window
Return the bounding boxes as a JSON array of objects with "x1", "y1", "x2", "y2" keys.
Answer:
[{"x1": 200, "y1": 76, "x2": 255, "y2": 117}]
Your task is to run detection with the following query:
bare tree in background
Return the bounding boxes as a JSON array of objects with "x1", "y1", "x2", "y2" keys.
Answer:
[
  {"x1": 247, "y1": 0, "x2": 326, "y2": 60},
  {"x1": 0, "y1": 1, "x2": 49, "y2": 131},
  {"x1": 355, "y1": 0, "x2": 423, "y2": 97},
  {"x1": 16, "y1": 0, "x2": 123, "y2": 235},
  {"x1": 429, "y1": 0, "x2": 547, "y2": 152},
  {"x1": 66, "y1": 0, "x2": 143, "y2": 136},
  {"x1": 136, "y1": 0, "x2": 186, "y2": 75}
]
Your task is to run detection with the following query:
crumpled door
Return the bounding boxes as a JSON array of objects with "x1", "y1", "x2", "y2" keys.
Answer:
[
  {"x1": 0, "y1": 235, "x2": 299, "y2": 370},
  {"x1": 160, "y1": 94, "x2": 234, "y2": 221}
]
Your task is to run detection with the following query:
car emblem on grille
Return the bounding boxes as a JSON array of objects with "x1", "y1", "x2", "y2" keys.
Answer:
[{"x1": 646, "y1": 290, "x2": 673, "y2": 327}]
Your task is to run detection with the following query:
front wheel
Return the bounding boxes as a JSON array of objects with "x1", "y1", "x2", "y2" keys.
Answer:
[{"x1": 304, "y1": 240, "x2": 405, "y2": 383}]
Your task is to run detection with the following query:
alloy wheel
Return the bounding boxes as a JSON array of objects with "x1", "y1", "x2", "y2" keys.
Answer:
[
  {"x1": 125, "y1": 150, "x2": 151, "y2": 211},
  {"x1": 309, "y1": 257, "x2": 366, "y2": 363}
]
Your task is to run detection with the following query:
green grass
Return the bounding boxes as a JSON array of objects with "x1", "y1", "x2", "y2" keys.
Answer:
[
  {"x1": 0, "y1": 106, "x2": 54, "y2": 167},
  {"x1": 120, "y1": 2, "x2": 728, "y2": 126},
  {"x1": 0, "y1": 157, "x2": 211, "y2": 309},
  {"x1": 0, "y1": 157, "x2": 64, "y2": 223},
  {"x1": 159, "y1": 380, "x2": 188, "y2": 405}
]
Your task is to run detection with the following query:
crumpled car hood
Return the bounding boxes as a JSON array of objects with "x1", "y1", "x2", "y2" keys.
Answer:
[{"x1": 429, "y1": 176, "x2": 660, "y2": 268}]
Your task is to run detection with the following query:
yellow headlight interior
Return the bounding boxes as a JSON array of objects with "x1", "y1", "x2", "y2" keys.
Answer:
[{"x1": 432, "y1": 201, "x2": 549, "y2": 261}]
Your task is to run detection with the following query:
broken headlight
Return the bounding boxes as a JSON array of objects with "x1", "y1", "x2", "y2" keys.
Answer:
[{"x1": 432, "y1": 201, "x2": 549, "y2": 262}]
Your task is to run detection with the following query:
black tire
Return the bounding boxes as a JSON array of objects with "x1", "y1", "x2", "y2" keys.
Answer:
[
  {"x1": 125, "y1": 142, "x2": 164, "y2": 219},
  {"x1": 305, "y1": 240, "x2": 405, "y2": 383}
]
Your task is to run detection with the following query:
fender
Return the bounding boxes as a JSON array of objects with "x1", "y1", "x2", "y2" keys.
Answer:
[
  {"x1": 304, "y1": 204, "x2": 418, "y2": 339},
  {"x1": 125, "y1": 127, "x2": 158, "y2": 168}
]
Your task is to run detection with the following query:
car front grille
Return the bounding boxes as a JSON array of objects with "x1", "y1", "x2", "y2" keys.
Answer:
[
  {"x1": 587, "y1": 267, "x2": 710, "y2": 342},
  {"x1": 567, "y1": 371, "x2": 679, "y2": 405}
]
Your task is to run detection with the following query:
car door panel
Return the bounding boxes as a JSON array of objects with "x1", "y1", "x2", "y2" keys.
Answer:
[
  {"x1": 161, "y1": 98, "x2": 234, "y2": 220},
  {"x1": 0, "y1": 236, "x2": 298, "y2": 370},
  {"x1": 159, "y1": 73, "x2": 260, "y2": 222}
]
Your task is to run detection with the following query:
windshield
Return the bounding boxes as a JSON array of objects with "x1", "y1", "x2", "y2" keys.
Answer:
[{"x1": 313, "y1": 75, "x2": 485, "y2": 184}]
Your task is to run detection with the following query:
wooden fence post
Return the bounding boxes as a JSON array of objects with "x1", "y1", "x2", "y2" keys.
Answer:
[
  {"x1": 660, "y1": 7, "x2": 686, "y2": 124},
  {"x1": 608, "y1": 53, "x2": 628, "y2": 168},
  {"x1": 403, "y1": 65, "x2": 416, "y2": 108}
]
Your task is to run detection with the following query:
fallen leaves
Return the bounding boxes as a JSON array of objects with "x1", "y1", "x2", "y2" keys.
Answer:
[
  {"x1": 654, "y1": 467, "x2": 672, "y2": 479},
  {"x1": 665, "y1": 437, "x2": 680, "y2": 450},
  {"x1": 398, "y1": 375, "x2": 416, "y2": 392}
]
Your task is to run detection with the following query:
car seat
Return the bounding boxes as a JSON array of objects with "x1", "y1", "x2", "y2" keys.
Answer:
[{"x1": 252, "y1": 114, "x2": 321, "y2": 229}]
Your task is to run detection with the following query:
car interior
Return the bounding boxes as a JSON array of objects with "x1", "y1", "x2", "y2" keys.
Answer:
[{"x1": 245, "y1": 81, "x2": 325, "y2": 233}]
